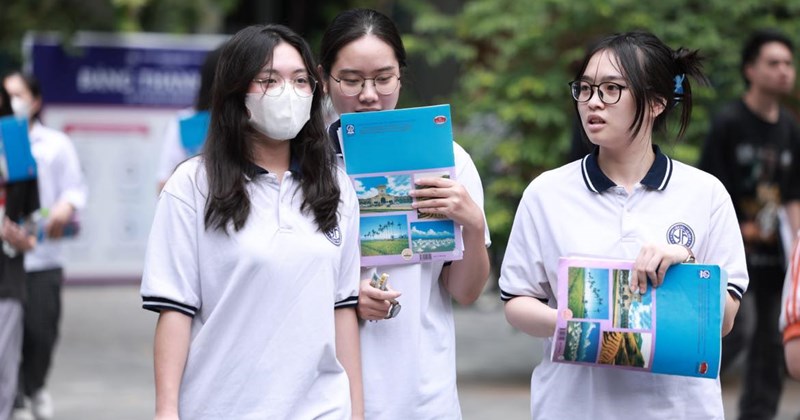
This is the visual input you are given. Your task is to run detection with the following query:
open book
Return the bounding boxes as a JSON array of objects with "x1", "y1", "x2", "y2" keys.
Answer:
[
  {"x1": 339, "y1": 104, "x2": 463, "y2": 266},
  {"x1": 551, "y1": 256, "x2": 724, "y2": 378},
  {"x1": 0, "y1": 116, "x2": 37, "y2": 183}
]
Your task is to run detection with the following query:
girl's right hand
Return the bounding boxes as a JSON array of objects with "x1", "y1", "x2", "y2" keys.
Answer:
[{"x1": 356, "y1": 279, "x2": 402, "y2": 321}]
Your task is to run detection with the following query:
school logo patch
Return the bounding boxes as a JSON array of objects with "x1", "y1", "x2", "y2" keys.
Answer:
[
  {"x1": 666, "y1": 222, "x2": 694, "y2": 248},
  {"x1": 324, "y1": 225, "x2": 342, "y2": 246}
]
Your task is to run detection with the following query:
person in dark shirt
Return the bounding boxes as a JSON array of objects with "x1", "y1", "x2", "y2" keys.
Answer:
[{"x1": 699, "y1": 28, "x2": 800, "y2": 420}]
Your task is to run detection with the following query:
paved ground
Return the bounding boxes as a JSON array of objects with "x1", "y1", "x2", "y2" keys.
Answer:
[{"x1": 40, "y1": 285, "x2": 800, "y2": 419}]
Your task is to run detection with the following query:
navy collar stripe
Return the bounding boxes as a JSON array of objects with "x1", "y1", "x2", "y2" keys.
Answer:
[{"x1": 581, "y1": 145, "x2": 673, "y2": 193}]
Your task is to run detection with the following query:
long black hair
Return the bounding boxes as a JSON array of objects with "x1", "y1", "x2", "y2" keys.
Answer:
[
  {"x1": 573, "y1": 31, "x2": 707, "y2": 141},
  {"x1": 319, "y1": 8, "x2": 407, "y2": 77},
  {"x1": 195, "y1": 45, "x2": 223, "y2": 112},
  {"x1": 203, "y1": 24, "x2": 340, "y2": 233},
  {"x1": 0, "y1": 85, "x2": 10, "y2": 116}
]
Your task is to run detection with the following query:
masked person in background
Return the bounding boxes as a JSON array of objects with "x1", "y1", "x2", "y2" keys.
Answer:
[
  {"x1": 3, "y1": 71, "x2": 87, "y2": 420},
  {"x1": 0, "y1": 81, "x2": 40, "y2": 420}
]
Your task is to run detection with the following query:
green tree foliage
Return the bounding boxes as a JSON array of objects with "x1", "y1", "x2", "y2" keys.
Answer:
[
  {"x1": 0, "y1": 0, "x2": 239, "y2": 70},
  {"x1": 406, "y1": 0, "x2": 800, "y2": 272}
]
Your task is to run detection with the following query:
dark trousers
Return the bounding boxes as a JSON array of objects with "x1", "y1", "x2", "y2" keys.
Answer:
[
  {"x1": 18, "y1": 268, "x2": 63, "y2": 397},
  {"x1": 721, "y1": 263, "x2": 785, "y2": 420}
]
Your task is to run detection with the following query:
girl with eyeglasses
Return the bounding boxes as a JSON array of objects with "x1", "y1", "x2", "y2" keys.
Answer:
[
  {"x1": 499, "y1": 31, "x2": 747, "y2": 419},
  {"x1": 319, "y1": 8, "x2": 491, "y2": 420},
  {"x1": 140, "y1": 24, "x2": 364, "y2": 419}
]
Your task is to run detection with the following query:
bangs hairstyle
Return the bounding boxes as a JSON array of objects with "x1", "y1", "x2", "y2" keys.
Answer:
[
  {"x1": 203, "y1": 24, "x2": 340, "y2": 234},
  {"x1": 319, "y1": 8, "x2": 407, "y2": 77},
  {"x1": 573, "y1": 31, "x2": 707, "y2": 141}
]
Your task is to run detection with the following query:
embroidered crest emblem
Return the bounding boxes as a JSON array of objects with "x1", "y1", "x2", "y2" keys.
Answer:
[
  {"x1": 666, "y1": 222, "x2": 694, "y2": 248},
  {"x1": 345, "y1": 124, "x2": 355, "y2": 135},
  {"x1": 325, "y1": 225, "x2": 342, "y2": 246}
]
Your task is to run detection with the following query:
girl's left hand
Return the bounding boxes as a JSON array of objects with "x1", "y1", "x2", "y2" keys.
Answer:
[
  {"x1": 409, "y1": 177, "x2": 484, "y2": 231},
  {"x1": 630, "y1": 243, "x2": 691, "y2": 294}
]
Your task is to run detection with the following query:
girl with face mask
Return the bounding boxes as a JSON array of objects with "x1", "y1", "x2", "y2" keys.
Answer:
[
  {"x1": 140, "y1": 24, "x2": 364, "y2": 419},
  {"x1": 2, "y1": 71, "x2": 87, "y2": 420},
  {"x1": 499, "y1": 31, "x2": 747, "y2": 419},
  {"x1": 319, "y1": 9, "x2": 491, "y2": 420}
]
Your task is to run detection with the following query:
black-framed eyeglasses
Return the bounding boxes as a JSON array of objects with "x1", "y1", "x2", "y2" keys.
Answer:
[
  {"x1": 252, "y1": 73, "x2": 317, "y2": 98},
  {"x1": 569, "y1": 80, "x2": 628, "y2": 104},
  {"x1": 330, "y1": 73, "x2": 401, "y2": 96}
]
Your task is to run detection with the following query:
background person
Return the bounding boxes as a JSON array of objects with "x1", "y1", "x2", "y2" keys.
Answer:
[
  {"x1": 699, "y1": 28, "x2": 800, "y2": 420},
  {"x1": 499, "y1": 31, "x2": 748, "y2": 419},
  {"x1": 156, "y1": 46, "x2": 223, "y2": 192},
  {"x1": 319, "y1": 8, "x2": 491, "y2": 419},
  {"x1": 0, "y1": 84, "x2": 40, "y2": 420},
  {"x1": 3, "y1": 71, "x2": 88, "y2": 420}
]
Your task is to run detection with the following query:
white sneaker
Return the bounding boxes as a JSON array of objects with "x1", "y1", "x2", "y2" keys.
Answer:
[
  {"x1": 30, "y1": 389, "x2": 53, "y2": 420},
  {"x1": 12, "y1": 401, "x2": 35, "y2": 420}
]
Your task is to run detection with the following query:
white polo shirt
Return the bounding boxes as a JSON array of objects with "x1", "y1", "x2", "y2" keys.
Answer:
[
  {"x1": 499, "y1": 146, "x2": 748, "y2": 420},
  {"x1": 24, "y1": 122, "x2": 88, "y2": 272},
  {"x1": 140, "y1": 157, "x2": 360, "y2": 419},
  {"x1": 330, "y1": 120, "x2": 492, "y2": 420}
]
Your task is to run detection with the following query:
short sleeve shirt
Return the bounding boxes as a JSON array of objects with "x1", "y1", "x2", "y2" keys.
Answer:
[
  {"x1": 140, "y1": 157, "x2": 360, "y2": 419},
  {"x1": 499, "y1": 146, "x2": 747, "y2": 419}
]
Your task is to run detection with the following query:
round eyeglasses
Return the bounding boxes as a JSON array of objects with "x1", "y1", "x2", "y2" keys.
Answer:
[
  {"x1": 252, "y1": 73, "x2": 317, "y2": 98},
  {"x1": 569, "y1": 80, "x2": 628, "y2": 104},
  {"x1": 330, "y1": 73, "x2": 401, "y2": 97}
]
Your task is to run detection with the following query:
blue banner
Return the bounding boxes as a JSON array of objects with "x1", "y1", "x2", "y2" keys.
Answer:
[{"x1": 28, "y1": 33, "x2": 226, "y2": 107}]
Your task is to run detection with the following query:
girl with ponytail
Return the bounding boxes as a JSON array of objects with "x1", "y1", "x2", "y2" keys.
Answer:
[{"x1": 499, "y1": 31, "x2": 747, "y2": 419}]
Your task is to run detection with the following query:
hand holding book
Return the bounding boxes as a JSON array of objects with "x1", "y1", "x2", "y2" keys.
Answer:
[{"x1": 630, "y1": 243, "x2": 694, "y2": 294}]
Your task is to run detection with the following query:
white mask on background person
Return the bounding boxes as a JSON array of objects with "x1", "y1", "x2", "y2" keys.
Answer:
[
  {"x1": 10, "y1": 96, "x2": 31, "y2": 119},
  {"x1": 245, "y1": 88, "x2": 312, "y2": 141}
]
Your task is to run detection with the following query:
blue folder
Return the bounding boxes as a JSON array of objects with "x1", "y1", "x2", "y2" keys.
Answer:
[{"x1": 0, "y1": 116, "x2": 38, "y2": 183}]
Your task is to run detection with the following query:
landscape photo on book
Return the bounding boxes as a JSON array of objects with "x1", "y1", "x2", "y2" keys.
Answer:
[
  {"x1": 563, "y1": 320, "x2": 601, "y2": 363},
  {"x1": 358, "y1": 214, "x2": 410, "y2": 257},
  {"x1": 598, "y1": 331, "x2": 653, "y2": 369},
  {"x1": 611, "y1": 269, "x2": 653, "y2": 329},
  {"x1": 567, "y1": 267, "x2": 610, "y2": 320},
  {"x1": 410, "y1": 220, "x2": 457, "y2": 254},
  {"x1": 354, "y1": 174, "x2": 413, "y2": 213}
]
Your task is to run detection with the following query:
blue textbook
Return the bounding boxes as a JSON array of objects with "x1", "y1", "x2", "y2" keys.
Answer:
[
  {"x1": 0, "y1": 116, "x2": 37, "y2": 184},
  {"x1": 340, "y1": 104, "x2": 463, "y2": 266},
  {"x1": 551, "y1": 257, "x2": 724, "y2": 378},
  {"x1": 178, "y1": 111, "x2": 210, "y2": 155}
]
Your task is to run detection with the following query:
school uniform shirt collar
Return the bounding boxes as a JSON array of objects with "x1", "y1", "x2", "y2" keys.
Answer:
[
  {"x1": 580, "y1": 144, "x2": 673, "y2": 193},
  {"x1": 244, "y1": 155, "x2": 303, "y2": 178}
]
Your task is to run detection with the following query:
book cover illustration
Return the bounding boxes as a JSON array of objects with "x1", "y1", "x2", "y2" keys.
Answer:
[
  {"x1": 551, "y1": 257, "x2": 724, "y2": 378},
  {"x1": 340, "y1": 104, "x2": 462, "y2": 266},
  {"x1": 178, "y1": 110, "x2": 210, "y2": 155},
  {"x1": 0, "y1": 116, "x2": 37, "y2": 183}
]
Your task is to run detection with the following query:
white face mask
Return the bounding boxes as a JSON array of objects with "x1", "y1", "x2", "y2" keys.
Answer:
[
  {"x1": 245, "y1": 89, "x2": 312, "y2": 141},
  {"x1": 10, "y1": 96, "x2": 31, "y2": 119}
]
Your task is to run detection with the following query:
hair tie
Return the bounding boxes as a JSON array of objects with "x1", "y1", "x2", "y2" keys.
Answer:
[{"x1": 673, "y1": 74, "x2": 685, "y2": 95}]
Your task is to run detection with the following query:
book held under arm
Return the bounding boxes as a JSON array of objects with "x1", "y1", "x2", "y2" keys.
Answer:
[
  {"x1": 551, "y1": 256, "x2": 725, "y2": 378},
  {"x1": 339, "y1": 104, "x2": 463, "y2": 267}
]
